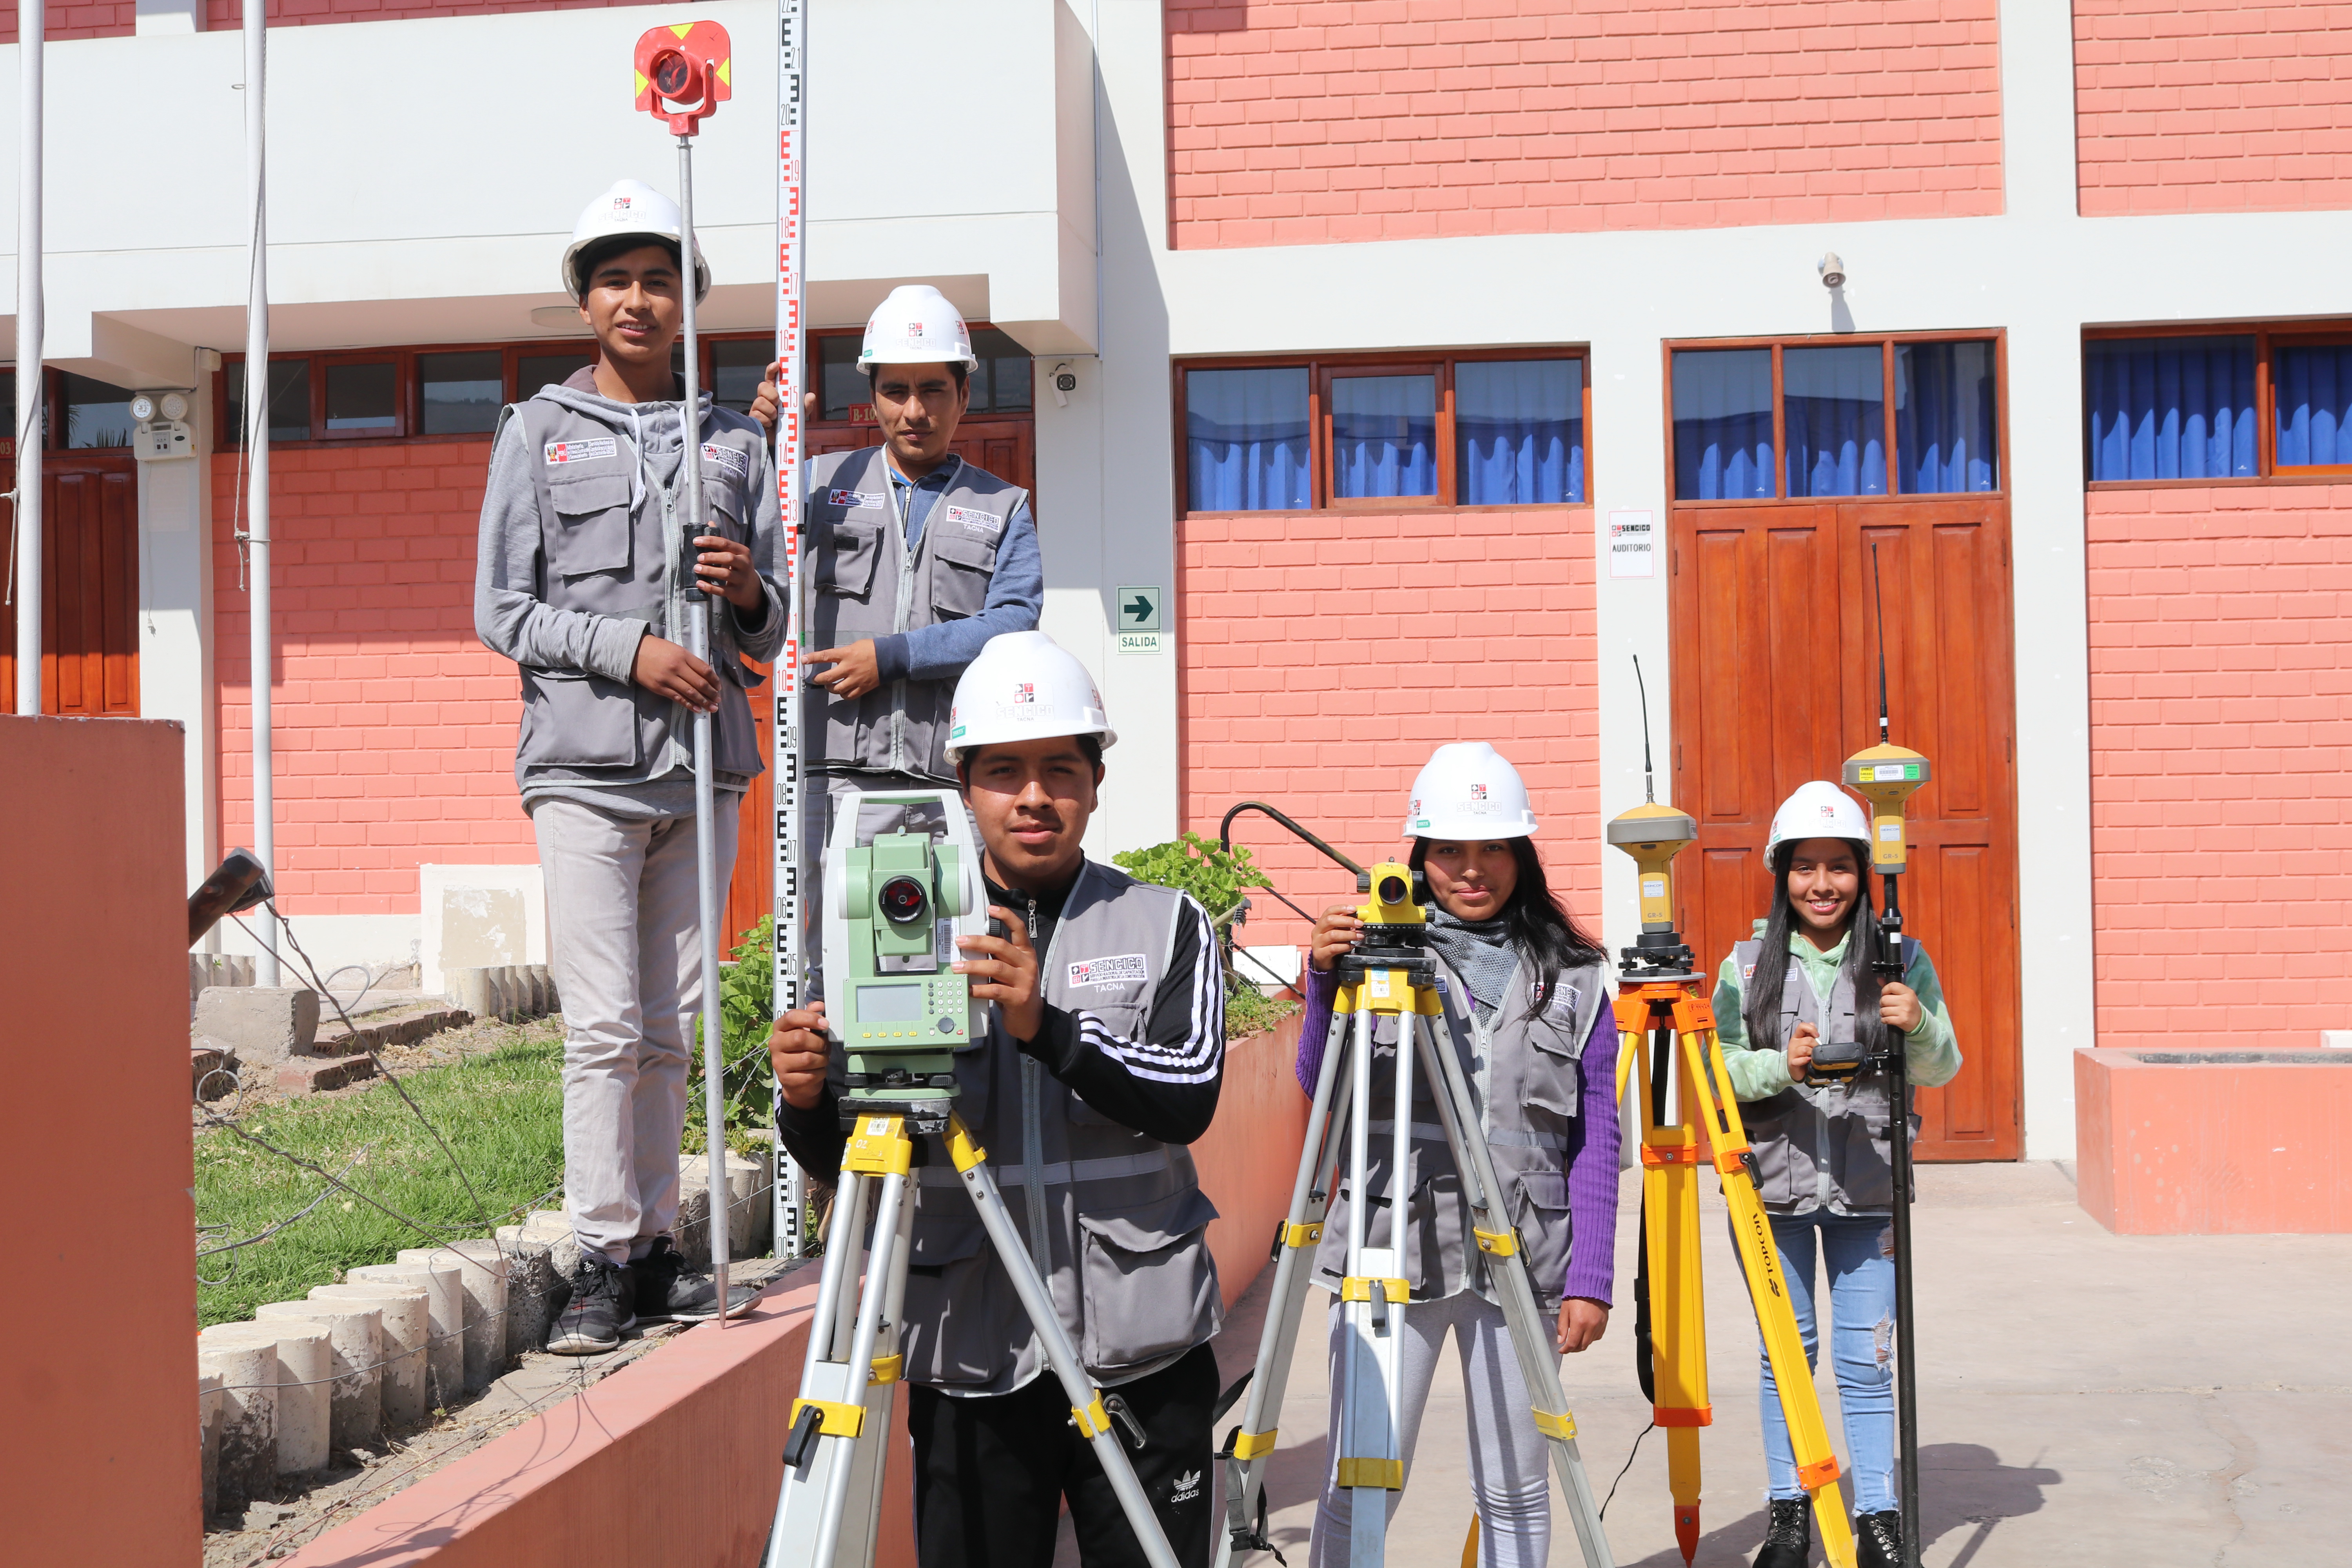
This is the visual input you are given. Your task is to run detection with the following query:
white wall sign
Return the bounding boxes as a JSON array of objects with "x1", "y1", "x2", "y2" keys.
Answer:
[{"x1": 1608, "y1": 510, "x2": 1656, "y2": 579}]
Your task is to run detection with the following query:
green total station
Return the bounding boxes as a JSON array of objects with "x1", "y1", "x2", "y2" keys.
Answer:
[{"x1": 824, "y1": 789, "x2": 991, "y2": 1126}]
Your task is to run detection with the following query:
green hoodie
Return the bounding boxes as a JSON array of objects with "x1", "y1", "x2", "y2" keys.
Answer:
[{"x1": 1712, "y1": 918, "x2": 1962, "y2": 1102}]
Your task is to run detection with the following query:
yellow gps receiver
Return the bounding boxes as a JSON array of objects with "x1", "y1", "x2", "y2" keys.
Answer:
[
  {"x1": 1841, "y1": 744, "x2": 1929, "y2": 876},
  {"x1": 1606, "y1": 802, "x2": 1697, "y2": 935}
]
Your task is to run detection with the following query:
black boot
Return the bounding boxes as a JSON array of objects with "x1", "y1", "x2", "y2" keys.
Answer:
[
  {"x1": 1855, "y1": 1509, "x2": 1905, "y2": 1568},
  {"x1": 546, "y1": 1252, "x2": 635, "y2": 1355},
  {"x1": 1752, "y1": 1496, "x2": 1811, "y2": 1568}
]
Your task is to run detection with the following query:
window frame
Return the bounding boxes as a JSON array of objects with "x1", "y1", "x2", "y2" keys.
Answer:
[
  {"x1": 1660, "y1": 330, "x2": 2009, "y2": 508},
  {"x1": 1172, "y1": 347, "x2": 1594, "y2": 517},
  {"x1": 2080, "y1": 321, "x2": 2352, "y2": 488}
]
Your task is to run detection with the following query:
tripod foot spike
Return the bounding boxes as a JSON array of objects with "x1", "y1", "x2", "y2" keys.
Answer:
[{"x1": 1673, "y1": 1505, "x2": 1698, "y2": 1564}]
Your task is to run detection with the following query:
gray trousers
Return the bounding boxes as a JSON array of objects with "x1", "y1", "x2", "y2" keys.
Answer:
[{"x1": 533, "y1": 796, "x2": 740, "y2": 1266}]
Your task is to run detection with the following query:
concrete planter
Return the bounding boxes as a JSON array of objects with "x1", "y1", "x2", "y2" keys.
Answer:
[{"x1": 2076, "y1": 1046, "x2": 2352, "y2": 1234}]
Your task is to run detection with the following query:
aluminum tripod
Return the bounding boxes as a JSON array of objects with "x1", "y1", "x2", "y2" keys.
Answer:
[
  {"x1": 1614, "y1": 977, "x2": 1857, "y2": 1568},
  {"x1": 761, "y1": 1110, "x2": 1182, "y2": 1568},
  {"x1": 1214, "y1": 937, "x2": 1613, "y2": 1568}
]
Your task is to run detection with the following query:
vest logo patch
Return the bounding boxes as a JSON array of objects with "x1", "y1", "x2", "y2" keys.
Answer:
[
  {"x1": 544, "y1": 437, "x2": 617, "y2": 465},
  {"x1": 1067, "y1": 953, "x2": 1149, "y2": 989},
  {"x1": 827, "y1": 488, "x2": 884, "y2": 509},
  {"x1": 1536, "y1": 980, "x2": 1582, "y2": 1016},
  {"x1": 699, "y1": 442, "x2": 748, "y2": 479},
  {"x1": 943, "y1": 504, "x2": 1003, "y2": 537}
]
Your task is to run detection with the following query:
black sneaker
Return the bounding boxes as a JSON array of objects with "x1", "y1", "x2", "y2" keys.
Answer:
[
  {"x1": 546, "y1": 1253, "x2": 635, "y2": 1355},
  {"x1": 1855, "y1": 1509, "x2": 1905, "y2": 1568},
  {"x1": 1753, "y1": 1496, "x2": 1811, "y2": 1568},
  {"x1": 633, "y1": 1236, "x2": 761, "y2": 1323}
]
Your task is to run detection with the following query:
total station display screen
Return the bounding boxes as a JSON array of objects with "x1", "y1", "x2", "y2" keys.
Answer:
[{"x1": 857, "y1": 983, "x2": 925, "y2": 1022}]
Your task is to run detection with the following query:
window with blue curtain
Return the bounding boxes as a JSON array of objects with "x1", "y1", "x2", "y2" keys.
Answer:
[
  {"x1": 1896, "y1": 341, "x2": 1999, "y2": 493},
  {"x1": 1455, "y1": 359, "x2": 1584, "y2": 504},
  {"x1": 1673, "y1": 348, "x2": 1773, "y2": 499},
  {"x1": 2084, "y1": 336, "x2": 2256, "y2": 481},
  {"x1": 1185, "y1": 367, "x2": 1312, "y2": 510},
  {"x1": 2275, "y1": 344, "x2": 2352, "y2": 468},
  {"x1": 1783, "y1": 345, "x2": 1886, "y2": 498},
  {"x1": 1332, "y1": 374, "x2": 1438, "y2": 499}
]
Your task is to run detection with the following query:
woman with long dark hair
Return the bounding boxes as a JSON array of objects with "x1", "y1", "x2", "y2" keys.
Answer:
[
  {"x1": 1717, "y1": 781, "x2": 1961, "y2": 1568},
  {"x1": 1292, "y1": 743, "x2": 1621, "y2": 1568}
]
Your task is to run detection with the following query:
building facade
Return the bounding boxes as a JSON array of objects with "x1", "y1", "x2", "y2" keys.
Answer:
[{"x1": 6, "y1": 0, "x2": 2350, "y2": 1161}]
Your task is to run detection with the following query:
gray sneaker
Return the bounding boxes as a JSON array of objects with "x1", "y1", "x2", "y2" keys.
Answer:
[
  {"x1": 633, "y1": 1236, "x2": 760, "y2": 1323},
  {"x1": 546, "y1": 1253, "x2": 636, "y2": 1354}
]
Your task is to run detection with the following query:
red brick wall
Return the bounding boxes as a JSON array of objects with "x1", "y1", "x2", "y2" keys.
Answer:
[
  {"x1": 211, "y1": 442, "x2": 535, "y2": 918},
  {"x1": 1165, "y1": 0, "x2": 2005, "y2": 249},
  {"x1": 0, "y1": 0, "x2": 641, "y2": 45},
  {"x1": 2087, "y1": 486, "x2": 2352, "y2": 1051},
  {"x1": 1181, "y1": 506, "x2": 1599, "y2": 955},
  {"x1": 2075, "y1": 0, "x2": 2352, "y2": 215}
]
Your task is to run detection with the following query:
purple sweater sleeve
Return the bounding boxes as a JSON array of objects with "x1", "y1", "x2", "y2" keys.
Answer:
[
  {"x1": 1561, "y1": 1007, "x2": 1623, "y2": 1307},
  {"x1": 1294, "y1": 966, "x2": 1340, "y2": 1096}
]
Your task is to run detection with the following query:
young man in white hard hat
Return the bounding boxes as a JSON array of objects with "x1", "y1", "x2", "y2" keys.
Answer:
[
  {"x1": 475, "y1": 178, "x2": 768, "y2": 1354},
  {"x1": 750, "y1": 287, "x2": 1044, "y2": 949},
  {"x1": 767, "y1": 630, "x2": 1226, "y2": 1568},
  {"x1": 1712, "y1": 780, "x2": 1961, "y2": 1568}
]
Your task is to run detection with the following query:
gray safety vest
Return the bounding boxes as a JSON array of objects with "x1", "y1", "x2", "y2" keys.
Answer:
[
  {"x1": 895, "y1": 860, "x2": 1222, "y2": 1393},
  {"x1": 1313, "y1": 953, "x2": 1607, "y2": 1312},
  {"x1": 502, "y1": 395, "x2": 771, "y2": 780},
  {"x1": 805, "y1": 448, "x2": 1026, "y2": 781},
  {"x1": 1730, "y1": 938, "x2": 1922, "y2": 1216}
]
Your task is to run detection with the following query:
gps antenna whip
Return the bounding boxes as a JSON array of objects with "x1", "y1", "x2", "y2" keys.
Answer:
[
  {"x1": 1635, "y1": 654, "x2": 1659, "y2": 804},
  {"x1": 635, "y1": 17, "x2": 737, "y2": 1326}
]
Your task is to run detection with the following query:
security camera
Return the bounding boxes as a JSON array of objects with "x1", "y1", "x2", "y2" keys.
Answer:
[
  {"x1": 1819, "y1": 252, "x2": 1846, "y2": 289},
  {"x1": 1050, "y1": 363, "x2": 1075, "y2": 408}
]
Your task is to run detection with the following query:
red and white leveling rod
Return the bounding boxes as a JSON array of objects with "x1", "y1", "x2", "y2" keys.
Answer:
[
  {"x1": 631, "y1": 19, "x2": 747, "y2": 1315},
  {"x1": 771, "y1": 0, "x2": 813, "y2": 1262}
]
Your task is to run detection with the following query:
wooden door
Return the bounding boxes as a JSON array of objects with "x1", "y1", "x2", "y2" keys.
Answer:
[
  {"x1": 0, "y1": 456, "x2": 140, "y2": 716},
  {"x1": 1669, "y1": 497, "x2": 2020, "y2": 1159},
  {"x1": 725, "y1": 417, "x2": 1038, "y2": 938}
]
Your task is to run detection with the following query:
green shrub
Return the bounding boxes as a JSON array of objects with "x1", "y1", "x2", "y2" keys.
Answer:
[
  {"x1": 1112, "y1": 832, "x2": 1270, "y2": 924},
  {"x1": 688, "y1": 915, "x2": 780, "y2": 1152}
]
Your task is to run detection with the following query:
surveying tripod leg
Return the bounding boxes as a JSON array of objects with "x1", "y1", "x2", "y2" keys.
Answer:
[
  {"x1": 1214, "y1": 1016, "x2": 1355, "y2": 1568},
  {"x1": 1423, "y1": 1000, "x2": 1615, "y2": 1568},
  {"x1": 1673, "y1": 1016, "x2": 1856, "y2": 1568},
  {"x1": 1337, "y1": 1001, "x2": 1408, "y2": 1568},
  {"x1": 941, "y1": 1114, "x2": 1184, "y2": 1568},
  {"x1": 763, "y1": 1120, "x2": 915, "y2": 1568}
]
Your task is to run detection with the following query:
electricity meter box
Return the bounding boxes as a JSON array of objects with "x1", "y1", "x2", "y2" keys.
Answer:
[{"x1": 821, "y1": 789, "x2": 990, "y2": 1127}]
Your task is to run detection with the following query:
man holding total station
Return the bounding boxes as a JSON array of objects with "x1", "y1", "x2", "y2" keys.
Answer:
[{"x1": 768, "y1": 631, "x2": 1227, "y2": 1568}]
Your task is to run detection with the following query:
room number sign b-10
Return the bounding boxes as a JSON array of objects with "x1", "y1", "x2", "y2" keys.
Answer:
[{"x1": 1116, "y1": 585, "x2": 1166, "y2": 655}]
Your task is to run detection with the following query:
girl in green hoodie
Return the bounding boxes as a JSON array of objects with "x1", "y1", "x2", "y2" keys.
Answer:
[{"x1": 1714, "y1": 781, "x2": 1960, "y2": 1568}]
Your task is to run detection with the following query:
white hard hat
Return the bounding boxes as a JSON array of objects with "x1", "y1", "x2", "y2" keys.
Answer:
[
  {"x1": 859, "y1": 284, "x2": 979, "y2": 373},
  {"x1": 1765, "y1": 780, "x2": 1870, "y2": 861},
  {"x1": 945, "y1": 632, "x2": 1116, "y2": 766},
  {"x1": 1402, "y1": 742, "x2": 1539, "y2": 841},
  {"x1": 562, "y1": 179, "x2": 711, "y2": 303}
]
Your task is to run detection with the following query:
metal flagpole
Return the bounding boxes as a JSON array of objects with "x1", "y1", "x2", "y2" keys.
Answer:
[
  {"x1": 11, "y1": 0, "x2": 39, "y2": 717},
  {"x1": 771, "y1": 0, "x2": 811, "y2": 1262},
  {"x1": 243, "y1": 0, "x2": 278, "y2": 985}
]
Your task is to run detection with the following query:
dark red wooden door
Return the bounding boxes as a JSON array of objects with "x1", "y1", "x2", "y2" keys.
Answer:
[
  {"x1": 0, "y1": 456, "x2": 140, "y2": 717},
  {"x1": 1669, "y1": 497, "x2": 2020, "y2": 1160}
]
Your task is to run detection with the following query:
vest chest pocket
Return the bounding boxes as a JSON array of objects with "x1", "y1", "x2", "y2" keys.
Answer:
[
  {"x1": 1076, "y1": 1186, "x2": 1220, "y2": 1376},
  {"x1": 547, "y1": 473, "x2": 633, "y2": 581},
  {"x1": 1520, "y1": 1012, "x2": 1588, "y2": 1122},
  {"x1": 929, "y1": 529, "x2": 998, "y2": 619},
  {"x1": 817, "y1": 518, "x2": 883, "y2": 598}
]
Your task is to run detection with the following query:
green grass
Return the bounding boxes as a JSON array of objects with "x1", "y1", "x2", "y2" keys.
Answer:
[{"x1": 196, "y1": 1029, "x2": 568, "y2": 1329}]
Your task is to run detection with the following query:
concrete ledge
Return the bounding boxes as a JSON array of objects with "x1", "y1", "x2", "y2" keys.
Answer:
[{"x1": 2076, "y1": 1045, "x2": 2352, "y2": 1233}]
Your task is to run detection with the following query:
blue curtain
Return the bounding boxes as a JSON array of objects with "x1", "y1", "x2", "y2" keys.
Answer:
[
  {"x1": 1186, "y1": 367, "x2": 1311, "y2": 510},
  {"x1": 2084, "y1": 336, "x2": 2256, "y2": 481},
  {"x1": 1332, "y1": 374, "x2": 1437, "y2": 498},
  {"x1": 1783, "y1": 345, "x2": 1887, "y2": 497},
  {"x1": 1673, "y1": 348, "x2": 1773, "y2": 499},
  {"x1": 1896, "y1": 341, "x2": 1999, "y2": 493},
  {"x1": 2276, "y1": 345, "x2": 2352, "y2": 467},
  {"x1": 1455, "y1": 359, "x2": 1584, "y2": 504}
]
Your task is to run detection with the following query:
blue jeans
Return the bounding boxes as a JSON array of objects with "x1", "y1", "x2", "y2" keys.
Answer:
[{"x1": 1756, "y1": 1210, "x2": 1898, "y2": 1514}]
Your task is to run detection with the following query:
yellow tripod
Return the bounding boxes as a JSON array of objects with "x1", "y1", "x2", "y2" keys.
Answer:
[{"x1": 1607, "y1": 661, "x2": 1856, "y2": 1568}]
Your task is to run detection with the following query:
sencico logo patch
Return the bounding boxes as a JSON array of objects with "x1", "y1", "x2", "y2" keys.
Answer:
[
  {"x1": 545, "y1": 437, "x2": 617, "y2": 465},
  {"x1": 827, "y1": 488, "x2": 883, "y2": 509},
  {"x1": 944, "y1": 505, "x2": 1003, "y2": 537},
  {"x1": 699, "y1": 442, "x2": 748, "y2": 479},
  {"x1": 1068, "y1": 953, "x2": 1149, "y2": 989}
]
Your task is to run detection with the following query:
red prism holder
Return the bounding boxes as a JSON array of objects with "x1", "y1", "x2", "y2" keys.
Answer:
[{"x1": 635, "y1": 20, "x2": 732, "y2": 134}]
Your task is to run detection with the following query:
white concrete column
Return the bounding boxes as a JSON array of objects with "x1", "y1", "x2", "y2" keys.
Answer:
[
  {"x1": 353, "y1": 1259, "x2": 465, "y2": 1409},
  {"x1": 194, "y1": 1332, "x2": 276, "y2": 1505},
  {"x1": 311, "y1": 1281, "x2": 427, "y2": 1426},
  {"x1": 258, "y1": 1299, "x2": 381, "y2": 1449},
  {"x1": 137, "y1": 368, "x2": 218, "y2": 894}
]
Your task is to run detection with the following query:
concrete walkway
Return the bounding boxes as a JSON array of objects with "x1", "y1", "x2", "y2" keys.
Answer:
[{"x1": 1063, "y1": 1161, "x2": 2352, "y2": 1566}]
